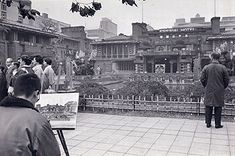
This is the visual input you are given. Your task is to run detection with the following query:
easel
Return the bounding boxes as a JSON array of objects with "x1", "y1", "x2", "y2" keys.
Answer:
[
  {"x1": 53, "y1": 59, "x2": 75, "y2": 156},
  {"x1": 53, "y1": 128, "x2": 74, "y2": 156}
]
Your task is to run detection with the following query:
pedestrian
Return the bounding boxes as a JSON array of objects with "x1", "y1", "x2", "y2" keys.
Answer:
[
  {"x1": 5, "y1": 58, "x2": 14, "y2": 87},
  {"x1": 97, "y1": 65, "x2": 101, "y2": 75},
  {"x1": 12, "y1": 62, "x2": 20, "y2": 76},
  {"x1": 32, "y1": 55, "x2": 44, "y2": 80},
  {"x1": 8, "y1": 55, "x2": 34, "y2": 95},
  {"x1": 5, "y1": 57, "x2": 13, "y2": 69},
  {"x1": 42, "y1": 58, "x2": 55, "y2": 92},
  {"x1": 219, "y1": 51, "x2": 233, "y2": 76},
  {"x1": 0, "y1": 73, "x2": 61, "y2": 156},
  {"x1": 200, "y1": 52, "x2": 230, "y2": 129},
  {"x1": 0, "y1": 66, "x2": 8, "y2": 102}
]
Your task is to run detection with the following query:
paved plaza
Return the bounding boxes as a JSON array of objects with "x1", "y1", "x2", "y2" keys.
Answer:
[{"x1": 59, "y1": 113, "x2": 235, "y2": 156}]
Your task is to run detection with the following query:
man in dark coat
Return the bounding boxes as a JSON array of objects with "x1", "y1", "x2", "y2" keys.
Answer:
[
  {"x1": 0, "y1": 66, "x2": 8, "y2": 102},
  {"x1": 5, "y1": 58, "x2": 14, "y2": 87},
  {"x1": 8, "y1": 55, "x2": 34, "y2": 95},
  {"x1": 200, "y1": 52, "x2": 230, "y2": 128},
  {"x1": 0, "y1": 73, "x2": 61, "y2": 156}
]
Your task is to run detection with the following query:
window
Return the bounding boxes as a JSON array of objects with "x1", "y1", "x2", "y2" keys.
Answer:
[
  {"x1": 18, "y1": 32, "x2": 30, "y2": 42},
  {"x1": 36, "y1": 36, "x2": 41, "y2": 44},
  {"x1": 178, "y1": 34, "x2": 182, "y2": 37},
  {"x1": 96, "y1": 45, "x2": 102, "y2": 58},
  {"x1": 101, "y1": 46, "x2": 106, "y2": 58},
  {"x1": 107, "y1": 45, "x2": 111, "y2": 58},
  {"x1": 128, "y1": 45, "x2": 134, "y2": 55},
  {"x1": 166, "y1": 35, "x2": 169, "y2": 38},
  {"x1": 112, "y1": 45, "x2": 117, "y2": 58},
  {"x1": 1, "y1": 3, "x2": 6, "y2": 11},
  {"x1": 172, "y1": 35, "x2": 175, "y2": 38},
  {"x1": 160, "y1": 35, "x2": 163, "y2": 39},
  {"x1": 1, "y1": 11, "x2": 7, "y2": 20},
  {"x1": 1, "y1": 3, "x2": 7, "y2": 20},
  {"x1": 118, "y1": 61, "x2": 134, "y2": 71},
  {"x1": 118, "y1": 44, "x2": 122, "y2": 58},
  {"x1": 124, "y1": 45, "x2": 128, "y2": 58},
  {"x1": 185, "y1": 34, "x2": 188, "y2": 37}
]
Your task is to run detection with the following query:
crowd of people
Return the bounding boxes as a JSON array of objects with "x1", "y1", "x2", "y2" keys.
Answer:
[
  {"x1": 0, "y1": 55, "x2": 56, "y2": 102},
  {"x1": 0, "y1": 55, "x2": 59, "y2": 155}
]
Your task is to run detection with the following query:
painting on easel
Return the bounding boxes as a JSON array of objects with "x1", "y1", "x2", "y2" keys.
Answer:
[{"x1": 36, "y1": 93, "x2": 79, "y2": 130}]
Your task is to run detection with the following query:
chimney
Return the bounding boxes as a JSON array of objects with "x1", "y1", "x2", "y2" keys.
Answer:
[
  {"x1": 132, "y1": 22, "x2": 147, "y2": 40},
  {"x1": 211, "y1": 17, "x2": 220, "y2": 34}
]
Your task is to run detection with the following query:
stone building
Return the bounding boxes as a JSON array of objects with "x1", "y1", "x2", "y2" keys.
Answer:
[
  {"x1": 174, "y1": 14, "x2": 235, "y2": 31},
  {"x1": 0, "y1": 0, "x2": 90, "y2": 68},
  {"x1": 91, "y1": 16, "x2": 235, "y2": 78},
  {"x1": 91, "y1": 34, "x2": 139, "y2": 74}
]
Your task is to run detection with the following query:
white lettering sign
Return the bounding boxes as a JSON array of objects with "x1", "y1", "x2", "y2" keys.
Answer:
[{"x1": 159, "y1": 28, "x2": 195, "y2": 33}]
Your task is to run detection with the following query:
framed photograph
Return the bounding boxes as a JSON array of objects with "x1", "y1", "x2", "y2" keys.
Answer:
[{"x1": 36, "y1": 93, "x2": 79, "y2": 130}]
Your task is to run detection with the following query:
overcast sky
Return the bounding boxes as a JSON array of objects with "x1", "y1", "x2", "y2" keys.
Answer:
[{"x1": 31, "y1": 0, "x2": 235, "y2": 35}]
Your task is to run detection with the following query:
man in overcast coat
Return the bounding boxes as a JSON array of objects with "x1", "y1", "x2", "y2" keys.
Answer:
[{"x1": 200, "y1": 52, "x2": 230, "y2": 128}]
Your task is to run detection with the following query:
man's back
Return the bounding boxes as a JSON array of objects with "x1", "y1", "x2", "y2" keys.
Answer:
[
  {"x1": 200, "y1": 61, "x2": 229, "y2": 107},
  {"x1": 202, "y1": 62, "x2": 228, "y2": 90},
  {"x1": 0, "y1": 97, "x2": 60, "y2": 156},
  {"x1": 33, "y1": 65, "x2": 43, "y2": 80}
]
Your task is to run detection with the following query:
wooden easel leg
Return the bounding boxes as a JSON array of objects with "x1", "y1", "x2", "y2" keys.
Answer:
[{"x1": 57, "y1": 130, "x2": 70, "y2": 156}]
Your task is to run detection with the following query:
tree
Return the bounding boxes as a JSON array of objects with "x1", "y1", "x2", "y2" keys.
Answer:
[
  {"x1": 70, "y1": 0, "x2": 139, "y2": 17},
  {"x1": 41, "y1": 19, "x2": 58, "y2": 33},
  {"x1": 73, "y1": 59, "x2": 94, "y2": 76},
  {"x1": 1, "y1": 0, "x2": 140, "y2": 19},
  {"x1": 0, "y1": 0, "x2": 41, "y2": 20}
]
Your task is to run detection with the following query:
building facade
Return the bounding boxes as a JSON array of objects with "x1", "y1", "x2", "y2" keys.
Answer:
[
  {"x1": 174, "y1": 14, "x2": 235, "y2": 31},
  {"x1": 91, "y1": 16, "x2": 235, "y2": 79},
  {"x1": 86, "y1": 18, "x2": 117, "y2": 41},
  {"x1": 91, "y1": 34, "x2": 139, "y2": 74},
  {"x1": 0, "y1": 0, "x2": 90, "y2": 69}
]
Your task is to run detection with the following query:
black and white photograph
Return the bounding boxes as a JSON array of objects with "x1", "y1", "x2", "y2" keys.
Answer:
[{"x1": 0, "y1": 0, "x2": 235, "y2": 156}]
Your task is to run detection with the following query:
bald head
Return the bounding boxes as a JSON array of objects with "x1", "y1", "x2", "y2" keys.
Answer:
[{"x1": 6, "y1": 58, "x2": 13, "y2": 68}]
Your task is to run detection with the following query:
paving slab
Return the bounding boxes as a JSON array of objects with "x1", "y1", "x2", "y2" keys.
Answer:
[{"x1": 59, "y1": 113, "x2": 235, "y2": 156}]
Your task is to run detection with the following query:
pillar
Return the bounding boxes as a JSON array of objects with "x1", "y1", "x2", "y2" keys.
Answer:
[
  {"x1": 13, "y1": 32, "x2": 18, "y2": 41},
  {"x1": 177, "y1": 55, "x2": 181, "y2": 73},
  {"x1": 170, "y1": 61, "x2": 173, "y2": 73},
  {"x1": 31, "y1": 35, "x2": 36, "y2": 43},
  {"x1": 152, "y1": 60, "x2": 155, "y2": 73},
  {"x1": 112, "y1": 62, "x2": 118, "y2": 73},
  {"x1": 110, "y1": 45, "x2": 113, "y2": 58},
  {"x1": 143, "y1": 57, "x2": 147, "y2": 73}
]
